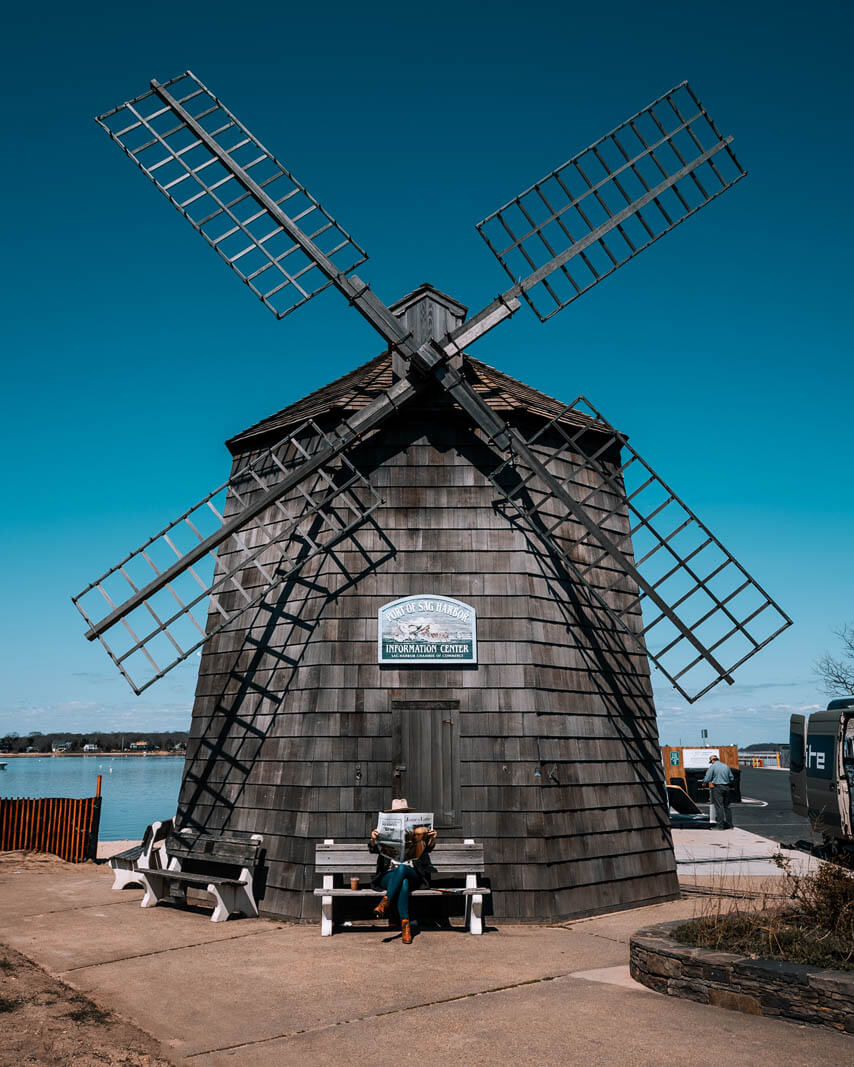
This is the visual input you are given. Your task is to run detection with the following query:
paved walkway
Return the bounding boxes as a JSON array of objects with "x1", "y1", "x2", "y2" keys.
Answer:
[
  {"x1": 0, "y1": 832, "x2": 848, "y2": 1065},
  {"x1": 674, "y1": 825, "x2": 819, "y2": 877}
]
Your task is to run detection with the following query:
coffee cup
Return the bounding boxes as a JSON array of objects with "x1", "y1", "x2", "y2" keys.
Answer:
[{"x1": 350, "y1": 876, "x2": 359, "y2": 891}]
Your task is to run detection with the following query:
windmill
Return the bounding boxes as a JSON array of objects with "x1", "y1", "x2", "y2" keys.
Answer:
[{"x1": 75, "y1": 73, "x2": 790, "y2": 921}]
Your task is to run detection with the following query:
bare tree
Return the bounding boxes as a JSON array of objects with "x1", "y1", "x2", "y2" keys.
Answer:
[{"x1": 816, "y1": 624, "x2": 854, "y2": 695}]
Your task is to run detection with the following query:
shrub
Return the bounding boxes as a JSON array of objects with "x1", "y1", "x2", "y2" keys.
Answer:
[{"x1": 675, "y1": 857, "x2": 854, "y2": 971}]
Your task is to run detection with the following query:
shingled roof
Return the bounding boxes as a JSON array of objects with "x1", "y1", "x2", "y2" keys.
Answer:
[{"x1": 226, "y1": 352, "x2": 601, "y2": 454}]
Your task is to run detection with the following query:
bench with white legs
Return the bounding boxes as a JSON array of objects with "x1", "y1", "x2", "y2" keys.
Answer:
[
  {"x1": 137, "y1": 827, "x2": 263, "y2": 923},
  {"x1": 314, "y1": 838, "x2": 488, "y2": 936},
  {"x1": 109, "y1": 818, "x2": 173, "y2": 890}
]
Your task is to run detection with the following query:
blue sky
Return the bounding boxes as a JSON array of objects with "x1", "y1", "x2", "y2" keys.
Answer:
[{"x1": 1, "y1": 1, "x2": 851, "y2": 745}]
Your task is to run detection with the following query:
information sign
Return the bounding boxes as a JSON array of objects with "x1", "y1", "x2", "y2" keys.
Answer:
[
  {"x1": 378, "y1": 595, "x2": 477, "y2": 665},
  {"x1": 682, "y1": 747, "x2": 721, "y2": 769}
]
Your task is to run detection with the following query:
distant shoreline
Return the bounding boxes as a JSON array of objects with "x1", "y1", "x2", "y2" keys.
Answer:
[{"x1": 0, "y1": 751, "x2": 183, "y2": 759}]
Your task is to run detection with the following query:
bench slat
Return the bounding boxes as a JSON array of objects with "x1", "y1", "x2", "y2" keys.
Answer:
[
  {"x1": 167, "y1": 831, "x2": 261, "y2": 867},
  {"x1": 316, "y1": 843, "x2": 482, "y2": 853},
  {"x1": 172, "y1": 829, "x2": 260, "y2": 844},
  {"x1": 315, "y1": 849, "x2": 484, "y2": 857},
  {"x1": 316, "y1": 842, "x2": 485, "y2": 876},
  {"x1": 138, "y1": 867, "x2": 246, "y2": 888},
  {"x1": 313, "y1": 888, "x2": 490, "y2": 897},
  {"x1": 316, "y1": 843, "x2": 484, "y2": 875},
  {"x1": 109, "y1": 844, "x2": 144, "y2": 868},
  {"x1": 316, "y1": 862, "x2": 484, "y2": 873},
  {"x1": 168, "y1": 847, "x2": 258, "y2": 866}
]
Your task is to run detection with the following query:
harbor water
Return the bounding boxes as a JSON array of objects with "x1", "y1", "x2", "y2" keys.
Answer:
[{"x1": 0, "y1": 756, "x2": 184, "y2": 840}]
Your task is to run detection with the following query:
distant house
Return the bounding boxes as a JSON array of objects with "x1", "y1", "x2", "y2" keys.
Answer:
[
  {"x1": 128, "y1": 740, "x2": 153, "y2": 752},
  {"x1": 82, "y1": 743, "x2": 100, "y2": 753},
  {"x1": 52, "y1": 740, "x2": 73, "y2": 753}
]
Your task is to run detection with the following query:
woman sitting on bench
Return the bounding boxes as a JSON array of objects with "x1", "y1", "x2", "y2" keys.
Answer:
[{"x1": 369, "y1": 798, "x2": 437, "y2": 944}]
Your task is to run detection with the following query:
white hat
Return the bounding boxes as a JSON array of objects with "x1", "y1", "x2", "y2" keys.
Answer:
[{"x1": 388, "y1": 798, "x2": 412, "y2": 812}]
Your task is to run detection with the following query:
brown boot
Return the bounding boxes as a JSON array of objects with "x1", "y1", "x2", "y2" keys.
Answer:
[
  {"x1": 401, "y1": 919, "x2": 412, "y2": 944},
  {"x1": 373, "y1": 896, "x2": 390, "y2": 918}
]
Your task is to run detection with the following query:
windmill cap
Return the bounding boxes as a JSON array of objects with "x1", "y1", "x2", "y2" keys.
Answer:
[{"x1": 388, "y1": 283, "x2": 467, "y2": 320}]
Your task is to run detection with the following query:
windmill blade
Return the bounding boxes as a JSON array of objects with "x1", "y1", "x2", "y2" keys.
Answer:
[
  {"x1": 73, "y1": 419, "x2": 382, "y2": 694},
  {"x1": 97, "y1": 72, "x2": 441, "y2": 362},
  {"x1": 476, "y1": 82, "x2": 746, "y2": 322},
  {"x1": 424, "y1": 362, "x2": 789, "y2": 702},
  {"x1": 487, "y1": 397, "x2": 792, "y2": 702},
  {"x1": 96, "y1": 72, "x2": 368, "y2": 320}
]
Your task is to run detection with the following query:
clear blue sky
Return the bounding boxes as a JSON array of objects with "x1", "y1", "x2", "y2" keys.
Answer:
[{"x1": 1, "y1": 1, "x2": 851, "y2": 746}]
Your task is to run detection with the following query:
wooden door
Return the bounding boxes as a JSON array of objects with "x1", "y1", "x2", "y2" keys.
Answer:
[{"x1": 391, "y1": 699, "x2": 461, "y2": 828}]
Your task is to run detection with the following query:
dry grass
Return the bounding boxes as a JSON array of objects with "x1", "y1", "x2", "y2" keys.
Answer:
[{"x1": 675, "y1": 856, "x2": 854, "y2": 971}]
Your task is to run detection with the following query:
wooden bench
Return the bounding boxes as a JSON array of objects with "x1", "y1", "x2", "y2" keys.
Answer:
[
  {"x1": 109, "y1": 819, "x2": 173, "y2": 890},
  {"x1": 137, "y1": 827, "x2": 263, "y2": 923},
  {"x1": 314, "y1": 838, "x2": 489, "y2": 936}
]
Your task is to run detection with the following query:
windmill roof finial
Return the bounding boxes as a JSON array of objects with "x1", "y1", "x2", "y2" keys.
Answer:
[{"x1": 388, "y1": 284, "x2": 468, "y2": 378}]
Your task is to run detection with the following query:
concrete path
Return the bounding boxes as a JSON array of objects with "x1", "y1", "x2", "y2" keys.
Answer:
[
  {"x1": 0, "y1": 842, "x2": 849, "y2": 1065},
  {"x1": 672, "y1": 826, "x2": 819, "y2": 877}
]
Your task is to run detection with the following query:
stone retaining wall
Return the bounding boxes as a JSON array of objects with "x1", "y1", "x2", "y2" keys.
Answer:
[{"x1": 630, "y1": 920, "x2": 854, "y2": 1033}]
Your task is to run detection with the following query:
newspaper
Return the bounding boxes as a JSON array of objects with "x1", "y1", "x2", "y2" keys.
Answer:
[{"x1": 374, "y1": 810, "x2": 433, "y2": 863}]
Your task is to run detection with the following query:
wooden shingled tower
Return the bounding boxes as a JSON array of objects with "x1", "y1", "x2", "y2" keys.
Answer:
[
  {"x1": 77, "y1": 74, "x2": 792, "y2": 922},
  {"x1": 178, "y1": 283, "x2": 678, "y2": 919}
]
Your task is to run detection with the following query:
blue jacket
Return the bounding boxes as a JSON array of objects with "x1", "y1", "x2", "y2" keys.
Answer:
[{"x1": 702, "y1": 760, "x2": 734, "y2": 786}]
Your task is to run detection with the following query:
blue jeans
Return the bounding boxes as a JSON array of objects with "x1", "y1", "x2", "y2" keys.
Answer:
[{"x1": 380, "y1": 865, "x2": 420, "y2": 920}]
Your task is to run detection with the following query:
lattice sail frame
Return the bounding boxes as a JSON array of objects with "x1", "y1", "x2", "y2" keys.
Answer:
[
  {"x1": 96, "y1": 71, "x2": 367, "y2": 319},
  {"x1": 489, "y1": 398, "x2": 791, "y2": 702},
  {"x1": 73, "y1": 421, "x2": 381, "y2": 694},
  {"x1": 476, "y1": 82, "x2": 746, "y2": 322}
]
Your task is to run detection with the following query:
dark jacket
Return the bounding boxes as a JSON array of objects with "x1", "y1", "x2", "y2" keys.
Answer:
[{"x1": 369, "y1": 839, "x2": 437, "y2": 890}]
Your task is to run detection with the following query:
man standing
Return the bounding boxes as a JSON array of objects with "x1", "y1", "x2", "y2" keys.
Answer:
[{"x1": 702, "y1": 754, "x2": 734, "y2": 829}]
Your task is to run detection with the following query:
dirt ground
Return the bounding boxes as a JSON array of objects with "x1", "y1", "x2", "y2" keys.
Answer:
[
  {"x1": 0, "y1": 850, "x2": 172, "y2": 1067},
  {"x1": 0, "y1": 943, "x2": 172, "y2": 1067}
]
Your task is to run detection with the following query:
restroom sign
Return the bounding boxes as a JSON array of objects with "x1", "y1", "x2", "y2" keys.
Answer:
[{"x1": 378, "y1": 595, "x2": 477, "y2": 665}]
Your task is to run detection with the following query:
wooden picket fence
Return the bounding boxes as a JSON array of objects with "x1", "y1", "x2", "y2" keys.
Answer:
[{"x1": 0, "y1": 775, "x2": 102, "y2": 862}]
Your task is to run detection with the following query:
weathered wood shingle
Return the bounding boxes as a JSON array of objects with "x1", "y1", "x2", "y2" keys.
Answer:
[{"x1": 226, "y1": 353, "x2": 605, "y2": 454}]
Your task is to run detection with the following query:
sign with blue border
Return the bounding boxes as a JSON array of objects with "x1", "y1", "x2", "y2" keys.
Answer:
[{"x1": 378, "y1": 595, "x2": 477, "y2": 665}]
